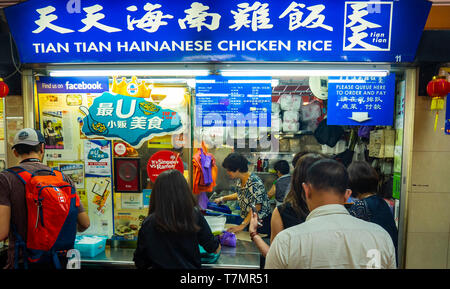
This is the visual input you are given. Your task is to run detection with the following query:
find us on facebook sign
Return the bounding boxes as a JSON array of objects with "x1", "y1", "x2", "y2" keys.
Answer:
[
  {"x1": 327, "y1": 73, "x2": 396, "y2": 126},
  {"x1": 36, "y1": 76, "x2": 109, "y2": 94},
  {"x1": 4, "y1": 0, "x2": 431, "y2": 63}
]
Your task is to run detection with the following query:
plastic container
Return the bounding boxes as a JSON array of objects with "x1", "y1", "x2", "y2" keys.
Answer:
[
  {"x1": 74, "y1": 235, "x2": 108, "y2": 258},
  {"x1": 205, "y1": 211, "x2": 243, "y2": 225},
  {"x1": 204, "y1": 215, "x2": 226, "y2": 234},
  {"x1": 207, "y1": 202, "x2": 232, "y2": 214},
  {"x1": 199, "y1": 245, "x2": 220, "y2": 264}
]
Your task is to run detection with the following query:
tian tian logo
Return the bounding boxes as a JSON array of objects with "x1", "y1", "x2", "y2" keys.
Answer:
[{"x1": 343, "y1": 1, "x2": 393, "y2": 51}]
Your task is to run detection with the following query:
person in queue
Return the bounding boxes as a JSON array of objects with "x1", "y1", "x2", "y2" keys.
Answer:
[
  {"x1": 134, "y1": 169, "x2": 220, "y2": 269},
  {"x1": 265, "y1": 159, "x2": 397, "y2": 269},
  {"x1": 267, "y1": 160, "x2": 291, "y2": 207},
  {"x1": 347, "y1": 160, "x2": 399, "y2": 263},
  {"x1": 249, "y1": 153, "x2": 326, "y2": 257},
  {"x1": 213, "y1": 153, "x2": 271, "y2": 235},
  {"x1": 0, "y1": 128, "x2": 90, "y2": 269}
]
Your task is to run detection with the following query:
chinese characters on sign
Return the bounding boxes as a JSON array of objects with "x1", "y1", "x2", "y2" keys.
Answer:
[
  {"x1": 33, "y1": 2, "x2": 334, "y2": 34},
  {"x1": 343, "y1": 2, "x2": 393, "y2": 51},
  {"x1": 327, "y1": 74, "x2": 396, "y2": 126},
  {"x1": 81, "y1": 92, "x2": 183, "y2": 148},
  {"x1": 5, "y1": 0, "x2": 432, "y2": 63}
]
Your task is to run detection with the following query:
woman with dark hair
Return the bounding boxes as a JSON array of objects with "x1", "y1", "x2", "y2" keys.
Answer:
[
  {"x1": 248, "y1": 153, "x2": 326, "y2": 257},
  {"x1": 347, "y1": 161, "x2": 398, "y2": 263},
  {"x1": 133, "y1": 169, "x2": 220, "y2": 269},
  {"x1": 213, "y1": 152, "x2": 271, "y2": 235}
]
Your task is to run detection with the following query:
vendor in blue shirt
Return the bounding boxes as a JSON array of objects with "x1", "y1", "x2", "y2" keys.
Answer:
[
  {"x1": 267, "y1": 160, "x2": 291, "y2": 207},
  {"x1": 213, "y1": 153, "x2": 271, "y2": 236}
]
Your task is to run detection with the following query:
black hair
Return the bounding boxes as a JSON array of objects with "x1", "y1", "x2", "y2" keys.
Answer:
[
  {"x1": 292, "y1": 151, "x2": 314, "y2": 167},
  {"x1": 284, "y1": 153, "x2": 327, "y2": 219},
  {"x1": 347, "y1": 161, "x2": 379, "y2": 198},
  {"x1": 222, "y1": 152, "x2": 248, "y2": 173},
  {"x1": 148, "y1": 169, "x2": 199, "y2": 233},
  {"x1": 13, "y1": 144, "x2": 42, "y2": 155},
  {"x1": 305, "y1": 159, "x2": 349, "y2": 195},
  {"x1": 274, "y1": 160, "x2": 290, "y2": 175}
]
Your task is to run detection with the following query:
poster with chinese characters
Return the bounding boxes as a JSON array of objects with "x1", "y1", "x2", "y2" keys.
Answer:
[
  {"x1": 84, "y1": 140, "x2": 112, "y2": 177},
  {"x1": 80, "y1": 92, "x2": 184, "y2": 148}
]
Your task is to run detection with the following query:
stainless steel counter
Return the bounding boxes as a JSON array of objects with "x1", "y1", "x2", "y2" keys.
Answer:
[{"x1": 81, "y1": 239, "x2": 262, "y2": 269}]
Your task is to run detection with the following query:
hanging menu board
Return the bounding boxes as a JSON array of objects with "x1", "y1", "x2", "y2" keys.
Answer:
[{"x1": 195, "y1": 76, "x2": 272, "y2": 127}]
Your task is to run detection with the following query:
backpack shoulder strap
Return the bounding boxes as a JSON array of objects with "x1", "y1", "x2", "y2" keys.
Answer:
[
  {"x1": 51, "y1": 168, "x2": 66, "y2": 183},
  {"x1": 6, "y1": 166, "x2": 33, "y2": 184},
  {"x1": 30, "y1": 168, "x2": 66, "y2": 183}
]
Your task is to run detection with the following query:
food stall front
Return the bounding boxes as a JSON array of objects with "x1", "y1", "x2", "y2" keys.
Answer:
[{"x1": 3, "y1": 0, "x2": 431, "y2": 269}]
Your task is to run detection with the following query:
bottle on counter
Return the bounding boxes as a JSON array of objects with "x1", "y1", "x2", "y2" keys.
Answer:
[
  {"x1": 263, "y1": 158, "x2": 269, "y2": 172},
  {"x1": 257, "y1": 157, "x2": 262, "y2": 172}
]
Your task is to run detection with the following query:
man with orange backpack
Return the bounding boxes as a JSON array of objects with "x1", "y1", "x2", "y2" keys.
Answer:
[{"x1": 0, "y1": 128, "x2": 90, "y2": 269}]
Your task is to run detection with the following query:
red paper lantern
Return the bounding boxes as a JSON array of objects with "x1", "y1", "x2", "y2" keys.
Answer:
[
  {"x1": 427, "y1": 76, "x2": 450, "y2": 98},
  {"x1": 0, "y1": 78, "x2": 9, "y2": 98},
  {"x1": 426, "y1": 76, "x2": 450, "y2": 131}
]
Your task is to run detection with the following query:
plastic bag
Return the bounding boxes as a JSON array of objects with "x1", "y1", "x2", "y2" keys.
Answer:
[
  {"x1": 280, "y1": 94, "x2": 301, "y2": 111},
  {"x1": 219, "y1": 231, "x2": 236, "y2": 247}
]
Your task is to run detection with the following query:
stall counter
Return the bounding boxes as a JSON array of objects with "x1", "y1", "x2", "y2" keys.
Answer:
[{"x1": 81, "y1": 238, "x2": 262, "y2": 269}]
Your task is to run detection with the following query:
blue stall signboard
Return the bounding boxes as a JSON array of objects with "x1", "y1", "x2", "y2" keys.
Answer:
[
  {"x1": 195, "y1": 76, "x2": 272, "y2": 127},
  {"x1": 327, "y1": 73, "x2": 396, "y2": 126},
  {"x1": 4, "y1": 0, "x2": 431, "y2": 63}
]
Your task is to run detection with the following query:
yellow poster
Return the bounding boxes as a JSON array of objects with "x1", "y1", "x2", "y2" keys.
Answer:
[
  {"x1": 84, "y1": 177, "x2": 114, "y2": 237},
  {"x1": 114, "y1": 208, "x2": 147, "y2": 240}
]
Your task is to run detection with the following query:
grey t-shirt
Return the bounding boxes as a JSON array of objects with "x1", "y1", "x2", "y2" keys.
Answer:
[
  {"x1": 0, "y1": 162, "x2": 85, "y2": 269},
  {"x1": 275, "y1": 174, "x2": 291, "y2": 203}
]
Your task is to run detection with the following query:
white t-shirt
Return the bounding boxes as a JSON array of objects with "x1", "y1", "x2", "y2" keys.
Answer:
[{"x1": 265, "y1": 204, "x2": 397, "y2": 269}]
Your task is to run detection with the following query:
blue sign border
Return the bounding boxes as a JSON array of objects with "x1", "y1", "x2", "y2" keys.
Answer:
[{"x1": 4, "y1": 0, "x2": 431, "y2": 64}]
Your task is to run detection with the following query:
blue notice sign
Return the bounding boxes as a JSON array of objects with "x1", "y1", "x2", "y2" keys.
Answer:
[
  {"x1": 195, "y1": 76, "x2": 272, "y2": 127},
  {"x1": 327, "y1": 74, "x2": 396, "y2": 126}
]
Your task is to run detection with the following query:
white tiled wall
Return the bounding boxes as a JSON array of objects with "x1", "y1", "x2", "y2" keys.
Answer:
[{"x1": 406, "y1": 95, "x2": 450, "y2": 269}]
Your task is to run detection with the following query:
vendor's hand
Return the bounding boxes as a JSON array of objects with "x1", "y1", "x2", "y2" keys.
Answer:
[
  {"x1": 227, "y1": 224, "x2": 245, "y2": 233},
  {"x1": 249, "y1": 210, "x2": 259, "y2": 234},
  {"x1": 213, "y1": 197, "x2": 223, "y2": 204},
  {"x1": 215, "y1": 244, "x2": 221, "y2": 255}
]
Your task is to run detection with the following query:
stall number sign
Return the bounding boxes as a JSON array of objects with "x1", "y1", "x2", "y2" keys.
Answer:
[
  {"x1": 327, "y1": 73, "x2": 395, "y2": 126},
  {"x1": 80, "y1": 92, "x2": 183, "y2": 148}
]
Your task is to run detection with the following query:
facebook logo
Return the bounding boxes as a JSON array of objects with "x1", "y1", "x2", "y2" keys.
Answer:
[{"x1": 343, "y1": 1, "x2": 393, "y2": 51}]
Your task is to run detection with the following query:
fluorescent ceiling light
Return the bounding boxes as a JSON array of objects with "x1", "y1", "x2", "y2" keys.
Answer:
[
  {"x1": 49, "y1": 69, "x2": 210, "y2": 77},
  {"x1": 220, "y1": 69, "x2": 389, "y2": 77}
]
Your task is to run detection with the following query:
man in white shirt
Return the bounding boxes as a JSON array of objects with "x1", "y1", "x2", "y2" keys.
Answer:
[{"x1": 265, "y1": 159, "x2": 397, "y2": 269}]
